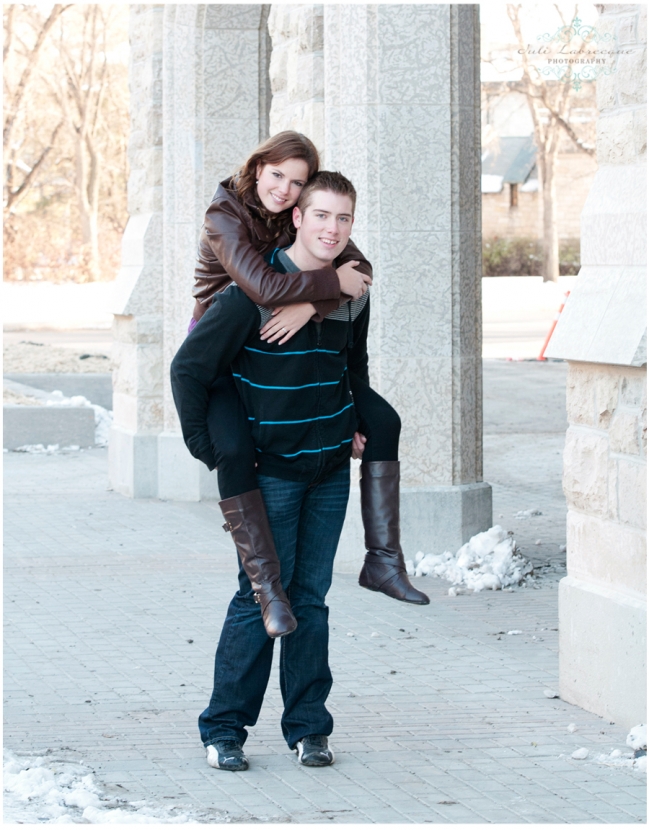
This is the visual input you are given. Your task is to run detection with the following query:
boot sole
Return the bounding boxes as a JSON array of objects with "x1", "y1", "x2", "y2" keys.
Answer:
[{"x1": 359, "y1": 582, "x2": 430, "y2": 605}]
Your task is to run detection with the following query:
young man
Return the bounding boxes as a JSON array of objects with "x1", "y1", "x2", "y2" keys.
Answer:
[{"x1": 171, "y1": 172, "x2": 368, "y2": 771}]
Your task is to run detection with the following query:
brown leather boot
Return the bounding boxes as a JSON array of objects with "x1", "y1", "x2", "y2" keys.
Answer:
[
  {"x1": 358, "y1": 461, "x2": 430, "y2": 605},
  {"x1": 220, "y1": 489, "x2": 297, "y2": 638}
]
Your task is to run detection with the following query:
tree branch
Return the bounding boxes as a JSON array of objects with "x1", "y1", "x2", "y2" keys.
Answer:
[
  {"x1": 5, "y1": 121, "x2": 64, "y2": 211},
  {"x1": 3, "y1": 5, "x2": 72, "y2": 152}
]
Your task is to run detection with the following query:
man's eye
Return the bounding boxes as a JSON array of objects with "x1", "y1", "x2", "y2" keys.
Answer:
[
  {"x1": 340, "y1": 217, "x2": 349, "y2": 223},
  {"x1": 315, "y1": 213, "x2": 325, "y2": 219}
]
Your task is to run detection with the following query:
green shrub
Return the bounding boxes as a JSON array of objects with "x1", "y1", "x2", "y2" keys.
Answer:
[{"x1": 482, "y1": 237, "x2": 580, "y2": 276}]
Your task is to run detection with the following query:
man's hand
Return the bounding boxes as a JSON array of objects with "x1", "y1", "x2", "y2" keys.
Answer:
[
  {"x1": 351, "y1": 431, "x2": 367, "y2": 459},
  {"x1": 337, "y1": 260, "x2": 372, "y2": 300},
  {"x1": 260, "y1": 303, "x2": 316, "y2": 344}
]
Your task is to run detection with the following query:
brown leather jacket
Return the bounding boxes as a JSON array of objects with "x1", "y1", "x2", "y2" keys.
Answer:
[{"x1": 192, "y1": 178, "x2": 373, "y2": 322}]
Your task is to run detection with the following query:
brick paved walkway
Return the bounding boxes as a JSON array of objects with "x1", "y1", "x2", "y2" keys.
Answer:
[{"x1": 4, "y1": 361, "x2": 646, "y2": 823}]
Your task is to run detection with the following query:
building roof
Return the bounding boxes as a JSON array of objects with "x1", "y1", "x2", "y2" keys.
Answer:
[{"x1": 482, "y1": 136, "x2": 537, "y2": 185}]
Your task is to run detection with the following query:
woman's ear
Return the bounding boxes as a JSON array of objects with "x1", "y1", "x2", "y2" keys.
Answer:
[
  {"x1": 256, "y1": 161, "x2": 263, "y2": 180},
  {"x1": 292, "y1": 206, "x2": 302, "y2": 227}
]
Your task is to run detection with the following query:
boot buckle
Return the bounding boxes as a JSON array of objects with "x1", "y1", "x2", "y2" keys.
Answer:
[
  {"x1": 222, "y1": 521, "x2": 233, "y2": 533},
  {"x1": 253, "y1": 592, "x2": 261, "y2": 605}
]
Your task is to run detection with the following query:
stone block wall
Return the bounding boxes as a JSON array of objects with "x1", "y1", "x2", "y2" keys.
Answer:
[
  {"x1": 564, "y1": 363, "x2": 646, "y2": 592},
  {"x1": 546, "y1": 3, "x2": 646, "y2": 729},
  {"x1": 560, "y1": 365, "x2": 647, "y2": 725}
]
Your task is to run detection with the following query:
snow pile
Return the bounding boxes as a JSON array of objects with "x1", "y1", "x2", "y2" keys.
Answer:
[
  {"x1": 568, "y1": 726, "x2": 646, "y2": 772},
  {"x1": 514, "y1": 508, "x2": 542, "y2": 519},
  {"x1": 406, "y1": 525, "x2": 533, "y2": 592},
  {"x1": 44, "y1": 390, "x2": 112, "y2": 446},
  {"x1": 593, "y1": 748, "x2": 637, "y2": 768},
  {"x1": 626, "y1": 724, "x2": 647, "y2": 752},
  {"x1": 3, "y1": 749, "x2": 199, "y2": 823},
  {"x1": 12, "y1": 443, "x2": 70, "y2": 454}
]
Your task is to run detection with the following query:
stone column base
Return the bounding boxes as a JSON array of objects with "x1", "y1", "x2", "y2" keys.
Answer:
[
  {"x1": 334, "y1": 480, "x2": 493, "y2": 573},
  {"x1": 108, "y1": 425, "x2": 159, "y2": 498},
  {"x1": 559, "y1": 575, "x2": 647, "y2": 730},
  {"x1": 157, "y1": 432, "x2": 220, "y2": 502}
]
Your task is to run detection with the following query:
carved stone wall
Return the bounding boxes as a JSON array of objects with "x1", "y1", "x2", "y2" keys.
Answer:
[
  {"x1": 111, "y1": 4, "x2": 270, "y2": 500},
  {"x1": 323, "y1": 5, "x2": 490, "y2": 566},
  {"x1": 546, "y1": 3, "x2": 647, "y2": 729}
]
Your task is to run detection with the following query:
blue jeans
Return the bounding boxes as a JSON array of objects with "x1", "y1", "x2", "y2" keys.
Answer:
[{"x1": 198, "y1": 464, "x2": 350, "y2": 750}]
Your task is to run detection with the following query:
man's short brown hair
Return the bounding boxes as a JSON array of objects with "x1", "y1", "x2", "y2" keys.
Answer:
[{"x1": 297, "y1": 170, "x2": 356, "y2": 215}]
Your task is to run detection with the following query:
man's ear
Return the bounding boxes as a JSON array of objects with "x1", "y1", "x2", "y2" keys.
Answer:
[{"x1": 292, "y1": 206, "x2": 302, "y2": 228}]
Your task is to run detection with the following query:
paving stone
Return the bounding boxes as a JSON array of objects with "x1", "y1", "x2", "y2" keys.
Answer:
[{"x1": 3, "y1": 362, "x2": 646, "y2": 823}]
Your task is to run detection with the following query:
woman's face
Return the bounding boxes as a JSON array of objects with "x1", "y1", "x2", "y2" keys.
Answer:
[{"x1": 255, "y1": 158, "x2": 310, "y2": 214}]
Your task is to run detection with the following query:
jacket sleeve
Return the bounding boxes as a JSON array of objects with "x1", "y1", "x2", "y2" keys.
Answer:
[
  {"x1": 347, "y1": 296, "x2": 371, "y2": 385},
  {"x1": 170, "y1": 288, "x2": 260, "y2": 470},
  {"x1": 202, "y1": 198, "x2": 341, "y2": 307}
]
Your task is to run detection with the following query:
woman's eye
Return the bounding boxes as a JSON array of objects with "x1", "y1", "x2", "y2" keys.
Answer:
[
  {"x1": 293, "y1": 182, "x2": 304, "y2": 188},
  {"x1": 272, "y1": 171, "x2": 281, "y2": 178}
]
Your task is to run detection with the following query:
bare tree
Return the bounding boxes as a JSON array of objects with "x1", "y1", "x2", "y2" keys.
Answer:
[
  {"x1": 3, "y1": 4, "x2": 128, "y2": 283},
  {"x1": 48, "y1": 5, "x2": 112, "y2": 280},
  {"x1": 3, "y1": 4, "x2": 70, "y2": 214},
  {"x1": 505, "y1": 4, "x2": 596, "y2": 282}
]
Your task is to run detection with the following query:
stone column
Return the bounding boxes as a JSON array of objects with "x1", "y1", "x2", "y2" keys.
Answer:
[
  {"x1": 546, "y1": 5, "x2": 647, "y2": 729},
  {"x1": 268, "y1": 5, "x2": 324, "y2": 155},
  {"x1": 109, "y1": 5, "x2": 164, "y2": 498},
  {"x1": 111, "y1": 4, "x2": 271, "y2": 500},
  {"x1": 323, "y1": 4, "x2": 491, "y2": 568}
]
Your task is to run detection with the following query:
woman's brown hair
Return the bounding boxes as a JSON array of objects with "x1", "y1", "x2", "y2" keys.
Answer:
[{"x1": 232, "y1": 131, "x2": 320, "y2": 236}]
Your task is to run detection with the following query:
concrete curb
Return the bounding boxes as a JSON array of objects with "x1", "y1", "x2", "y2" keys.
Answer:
[
  {"x1": 4, "y1": 373, "x2": 112, "y2": 410},
  {"x1": 3, "y1": 379, "x2": 96, "y2": 449},
  {"x1": 3, "y1": 404, "x2": 95, "y2": 450}
]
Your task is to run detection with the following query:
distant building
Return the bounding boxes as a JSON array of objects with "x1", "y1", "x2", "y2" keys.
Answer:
[{"x1": 481, "y1": 83, "x2": 598, "y2": 243}]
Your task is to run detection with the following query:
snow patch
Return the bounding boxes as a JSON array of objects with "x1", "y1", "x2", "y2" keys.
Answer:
[
  {"x1": 3, "y1": 749, "x2": 208, "y2": 824},
  {"x1": 514, "y1": 508, "x2": 542, "y2": 519},
  {"x1": 406, "y1": 525, "x2": 533, "y2": 593},
  {"x1": 626, "y1": 724, "x2": 647, "y2": 752}
]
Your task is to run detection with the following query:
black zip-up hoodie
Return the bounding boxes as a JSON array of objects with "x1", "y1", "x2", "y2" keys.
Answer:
[{"x1": 171, "y1": 247, "x2": 370, "y2": 483}]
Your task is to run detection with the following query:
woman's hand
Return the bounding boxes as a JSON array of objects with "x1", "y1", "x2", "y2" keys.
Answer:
[
  {"x1": 337, "y1": 260, "x2": 372, "y2": 299},
  {"x1": 351, "y1": 432, "x2": 367, "y2": 459},
  {"x1": 260, "y1": 303, "x2": 316, "y2": 344}
]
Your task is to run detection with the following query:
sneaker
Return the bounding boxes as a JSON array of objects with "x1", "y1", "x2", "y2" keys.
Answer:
[
  {"x1": 206, "y1": 739, "x2": 248, "y2": 772},
  {"x1": 295, "y1": 735, "x2": 334, "y2": 767}
]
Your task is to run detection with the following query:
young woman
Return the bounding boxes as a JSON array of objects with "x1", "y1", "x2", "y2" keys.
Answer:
[{"x1": 186, "y1": 131, "x2": 429, "y2": 639}]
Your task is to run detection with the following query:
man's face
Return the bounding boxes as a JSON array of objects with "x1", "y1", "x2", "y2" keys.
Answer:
[{"x1": 292, "y1": 190, "x2": 354, "y2": 264}]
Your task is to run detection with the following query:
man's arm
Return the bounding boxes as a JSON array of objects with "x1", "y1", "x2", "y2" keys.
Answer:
[
  {"x1": 170, "y1": 287, "x2": 260, "y2": 470},
  {"x1": 201, "y1": 197, "x2": 341, "y2": 307}
]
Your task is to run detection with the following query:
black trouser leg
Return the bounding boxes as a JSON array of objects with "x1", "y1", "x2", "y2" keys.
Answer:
[
  {"x1": 206, "y1": 374, "x2": 297, "y2": 637},
  {"x1": 206, "y1": 375, "x2": 258, "y2": 499},
  {"x1": 349, "y1": 374, "x2": 429, "y2": 605}
]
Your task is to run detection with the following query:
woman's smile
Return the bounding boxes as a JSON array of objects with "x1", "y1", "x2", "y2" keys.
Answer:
[{"x1": 255, "y1": 159, "x2": 309, "y2": 214}]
